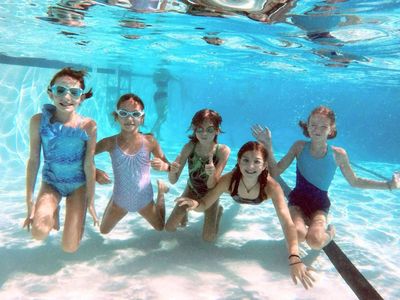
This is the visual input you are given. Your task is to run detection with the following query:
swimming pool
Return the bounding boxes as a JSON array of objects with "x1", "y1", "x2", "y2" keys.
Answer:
[{"x1": 0, "y1": 1, "x2": 399, "y2": 299}]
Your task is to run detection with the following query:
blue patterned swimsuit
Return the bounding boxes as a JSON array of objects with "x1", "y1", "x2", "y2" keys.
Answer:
[{"x1": 40, "y1": 104, "x2": 88, "y2": 196}]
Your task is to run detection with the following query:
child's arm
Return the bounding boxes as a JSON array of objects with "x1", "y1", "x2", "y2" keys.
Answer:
[
  {"x1": 94, "y1": 137, "x2": 113, "y2": 184},
  {"x1": 168, "y1": 142, "x2": 192, "y2": 184},
  {"x1": 252, "y1": 125, "x2": 302, "y2": 177},
  {"x1": 335, "y1": 147, "x2": 400, "y2": 190},
  {"x1": 176, "y1": 172, "x2": 231, "y2": 211},
  {"x1": 83, "y1": 119, "x2": 98, "y2": 226},
  {"x1": 267, "y1": 177, "x2": 314, "y2": 289},
  {"x1": 149, "y1": 135, "x2": 170, "y2": 171},
  {"x1": 205, "y1": 144, "x2": 231, "y2": 189},
  {"x1": 23, "y1": 114, "x2": 42, "y2": 230}
]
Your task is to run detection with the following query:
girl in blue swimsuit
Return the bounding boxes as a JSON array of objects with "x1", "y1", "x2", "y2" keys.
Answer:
[
  {"x1": 176, "y1": 141, "x2": 314, "y2": 289},
  {"x1": 95, "y1": 93, "x2": 170, "y2": 234},
  {"x1": 165, "y1": 109, "x2": 231, "y2": 241},
  {"x1": 252, "y1": 106, "x2": 400, "y2": 250},
  {"x1": 24, "y1": 67, "x2": 98, "y2": 253}
]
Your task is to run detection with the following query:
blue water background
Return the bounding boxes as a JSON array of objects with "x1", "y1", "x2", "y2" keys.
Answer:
[{"x1": 0, "y1": 1, "x2": 399, "y2": 299}]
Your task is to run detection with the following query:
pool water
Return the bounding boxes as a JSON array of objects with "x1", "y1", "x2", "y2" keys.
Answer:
[{"x1": 0, "y1": 1, "x2": 399, "y2": 299}]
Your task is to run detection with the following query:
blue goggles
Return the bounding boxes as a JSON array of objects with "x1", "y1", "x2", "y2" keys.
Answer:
[
  {"x1": 116, "y1": 109, "x2": 144, "y2": 119},
  {"x1": 50, "y1": 85, "x2": 83, "y2": 99}
]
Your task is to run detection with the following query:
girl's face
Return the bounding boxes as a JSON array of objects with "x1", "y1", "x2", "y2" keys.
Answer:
[
  {"x1": 238, "y1": 150, "x2": 267, "y2": 179},
  {"x1": 194, "y1": 120, "x2": 218, "y2": 144},
  {"x1": 49, "y1": 76, "x2": 83, "y2": 113},
  {"x1": 116, "y1": 100, "x2": 144, "y2": 132},
  {"x1": 308, "y1": 114, "x2": 332, "y2": 141}
]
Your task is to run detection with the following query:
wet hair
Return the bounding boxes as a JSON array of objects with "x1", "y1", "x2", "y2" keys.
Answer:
[
  {"x1": 48, "y1": 67, "x2": 93, "y2": 100},
  {"x1": 299, "y1": 106, "x2": 337, "y2": 139},
  {"x1": 188, "y1": 109, "x2": 223, "y2": 143},
  {"x1": 112, "y1": 93, "x2": 145, "y2": 122},
  {"x1": 229, "y1": 141, "x2": 269, "y2": 200}
]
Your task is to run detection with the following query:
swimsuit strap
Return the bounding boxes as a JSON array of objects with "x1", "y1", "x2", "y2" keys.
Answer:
[{"x1": 114, "y1": 134, "x2": 144, "y2": 156}]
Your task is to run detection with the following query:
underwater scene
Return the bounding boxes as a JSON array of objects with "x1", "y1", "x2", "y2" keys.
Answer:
[{"x1": 0, "y1": 0, "x2": 399, "y2": 299}]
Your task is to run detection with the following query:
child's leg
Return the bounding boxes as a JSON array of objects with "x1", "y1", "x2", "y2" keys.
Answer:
[
  {"x1": 202, "y1": 199, "x2": 223, "y2": 242},
  {"x1": 305, "y1": 212, "x2": 335, "y2": 250},
  {"x1": 63, "y1": 185, "x2": 88, "y2": 253},
  {"x1": 289, "y1": 205, "x2": 308, "y2": 243},
  {"x1": 99, "y1": 198, "x2": 128, "y2": 235},
  {"x1": 31, "y1": 182, "x2": 61, "y2": 241},
  {"x1": 139, "y1": 180, "x2": 169, "y2": 231},
  {"x1": 165, "y1": 186, "x2": 192, "y2": 232}
]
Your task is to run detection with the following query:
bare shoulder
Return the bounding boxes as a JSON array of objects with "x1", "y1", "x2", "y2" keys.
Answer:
[
  {"x1": 81, "y1": 117, "x2": 97, "y2": 135},
  {"x1": 291, "y1": 140, "x2": 306, "y2": 155},
  {"x1": 30, "y1": 113, "x2": 42, "y2": 125},
  {"x1": 218, "y1": 172, "x2": 233, "y2": 191},
  {"x1": 332, "y1": 146, "x2": 348, "y2": 165},
  {"x1": 142, "y1": 133, "x2": 158, "y2": 148},
  {"x1": 181, "y1": 141, "x2": 195, "y2": 156},
  {"x1": 217, "y1": 144, "x2": 231, "y2": 157},
  {"x1": 97, "y1": 135, "x2": 115, "y2": 153}
]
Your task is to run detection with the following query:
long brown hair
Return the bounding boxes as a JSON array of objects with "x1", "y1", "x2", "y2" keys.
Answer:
[
  {"x1": 188, "y1": 109, "x2": 222, "y2": 143},
  {"x1": 299, "y1": 106, "x2": 337, "y2": 139},
  {"x1": 229, "y1": 141, "x2": 269, "y2": 199}
]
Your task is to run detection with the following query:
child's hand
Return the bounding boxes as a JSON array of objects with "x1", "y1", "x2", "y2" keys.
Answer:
[
  {"x1": 169, "y1": 155, "x2": 181, "y2": 174},
  {"x1": 251, "y1": 124, "x2": 272, "y2": 147},
  {"x1": 96, "y1": 168, "x2": 111, "y2": 184},
  {"x1": 175, "y1": 197, "x2": 199, "y2": 211},
  {"x1": 88, "y1": 202, "x2": 99, "y2": 227},
  {"x1": 22, "y1": 200, "x2": 35, "y2": 231},
  {"x1": 151, "y1": 157, "x2": 167, "y2": 171},
  {"x1": 205, "y1": 155, "x2": 215, "y2": 176},
  {"x1": 390, "y1": 171, "x2": 400, "y2": 189},
  {"x1": 290, "y1": 262, "x2": 315, "y2": 290}
]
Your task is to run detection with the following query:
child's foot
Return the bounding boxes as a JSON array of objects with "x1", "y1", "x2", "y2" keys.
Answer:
[
  {"x1": 53, "y1": 206, "x2": 60, "y2": 231},
  {"x1": 157, "y1": 179, "x2": 169, "y2": 194}
]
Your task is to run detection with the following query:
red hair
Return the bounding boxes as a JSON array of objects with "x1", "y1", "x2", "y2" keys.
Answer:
[
  {"x1": 299, "y1": 106, "x2": 337, "y2": 139},
  {"x1": 229, "y1": 141, "x2": 269, "y2": 200}
]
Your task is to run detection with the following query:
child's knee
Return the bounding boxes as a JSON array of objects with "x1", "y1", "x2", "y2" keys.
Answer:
[
  {"x1": 31, "y1": 215, "x2": 53, "y2": 240},
  {"x1": 306, "y1": 232, "x2": 325, "y2": 250},
  {"x1": 202, "y1": 232, "x2": 217, "y2": 242},
  {"x1": 164, "y1": 220, "x2": 177, "y2": 232},
  {"x1": 62, "y1": 241, "x2": 80, "y2": 253},
  {"x1": 99, "y1": 224, "x2": 111, "y2": 235},
  {"x1": 153, "y1": 223, "x2": 164, "y2": 231},
  {"x1": 296, "y1": 228, "x2": 307, "y2": 242}
]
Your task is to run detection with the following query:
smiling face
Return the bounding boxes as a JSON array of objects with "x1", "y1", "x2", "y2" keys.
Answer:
[
  {"x1": 307, "y1": 113, "x2": 332, "y2": 141},
  {"x1": 48, "y1": 76, "x2": 83, "y2": 112},
  {"x1": 116, "y1": 99, "x2": 144, "y2": 132},
  {"x1": 194, "y1": 120, "x2": 218, "y2": 145},
  {"x1": 238, "y1": 150, "x2": 268, "y2": 179}
]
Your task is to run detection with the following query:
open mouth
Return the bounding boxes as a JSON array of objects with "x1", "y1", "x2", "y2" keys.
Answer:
[
  {"x1": 245, "y1": 170, "x2": 257, "y2": 175},
  {"x1": 60, "y1": 102, "x2": 73, "y2": 107}
]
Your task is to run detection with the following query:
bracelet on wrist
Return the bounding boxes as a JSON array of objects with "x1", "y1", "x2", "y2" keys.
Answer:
[
  {"x1": 289, "y1": 261, "x2": 303, "y2": 266},
  {"x1": 387, "y1": 181, "x2": 392, "y2": 191},
  {"x1": 288, "y1": 254, "x2": 301, "y2": 260}
]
